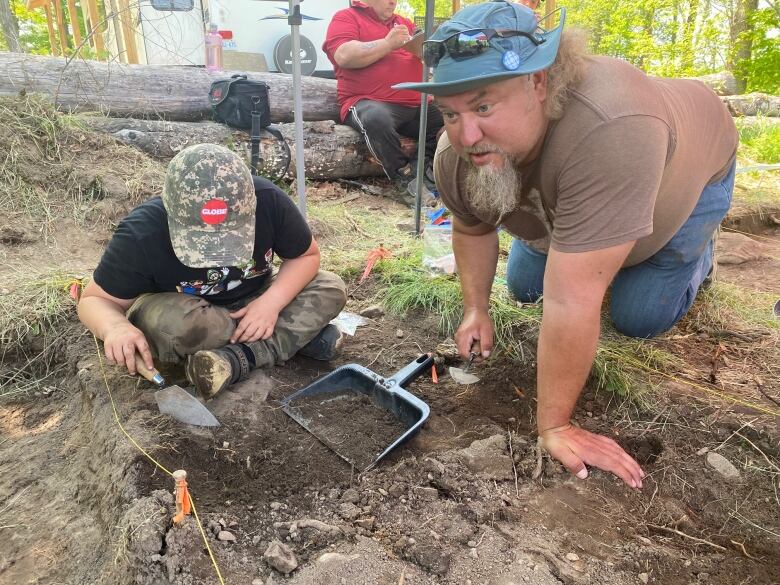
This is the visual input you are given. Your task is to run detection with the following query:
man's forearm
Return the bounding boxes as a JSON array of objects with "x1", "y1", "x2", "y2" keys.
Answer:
[
  {"x1": 452, "y1": 229, "x2": 499, "y2": 310},
  {"x1": 334, "y1": 39, "x2": 394, "y2": 69},
  {"x1": 536, "y1": 297, "x2": 601, "y2": 431}
]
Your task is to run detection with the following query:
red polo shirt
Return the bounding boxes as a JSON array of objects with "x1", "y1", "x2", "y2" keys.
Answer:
[{"x1": 323, "y1": 1, "x2": 424, "y2": 122}]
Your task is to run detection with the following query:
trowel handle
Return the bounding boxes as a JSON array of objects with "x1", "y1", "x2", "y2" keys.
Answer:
[
  {"x1": 387, "y1": 354, "x2": 434, "y2": 388},
  {"x1": 134, "y1": 354, "x2": 165, "y2": 388}
]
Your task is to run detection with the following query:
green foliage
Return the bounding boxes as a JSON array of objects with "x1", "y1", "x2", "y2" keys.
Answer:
[
  {"x1": 737, "y1": 118, "x2": 780, "y2": 164},
  {"x1": 737, "y1": 8, "x2": 780, "y2": 94},
  {"x1": 10, "y1": 0, "x2": 51, "y2": 54}
]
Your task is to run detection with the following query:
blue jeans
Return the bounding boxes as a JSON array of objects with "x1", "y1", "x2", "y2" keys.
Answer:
[{"x1": 506, "y1": 162, "x2": 736, "y2": 338}]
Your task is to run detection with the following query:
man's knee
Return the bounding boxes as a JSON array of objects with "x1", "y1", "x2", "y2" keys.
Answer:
[
  {"x1": 354, "y1": 101, "x2": 393, "y2": 130},
  {"x1": 609, "y1": 299, "x2": 679, "y2": 339},
  {"x1": 128, "y1": 293, "x2": 233, "y2": 361},
  {"x1": 507, "y1": 274, "x2": 543, "y2": 303}
]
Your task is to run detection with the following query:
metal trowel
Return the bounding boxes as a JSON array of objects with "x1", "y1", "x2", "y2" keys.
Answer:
[
  {"x1": 135, "y1": 355, "x2": 220, "y2": 427},
  {"x1": 449, "y1": 345, "x2": 481, "y2": 385}
]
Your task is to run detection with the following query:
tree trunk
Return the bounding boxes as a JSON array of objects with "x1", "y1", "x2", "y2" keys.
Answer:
[
  {"x1": 0, "y1": 0, "x2": 21, "y2": 52},
  {"x1": 0, "y1": 53, "x2": 340, "y2": 122},
  {"x1": 680, "y1": 0, "x2": 699, "y2": 71},
  {"x1": 80, "y1": 117, "x2": 418, "y2": 179},
  {"x1": 720, "y1": 93, "x2": 780, "y2": 117},
  {"x1": 729, "y1": 0, "x2": 759, "y2": 93}
]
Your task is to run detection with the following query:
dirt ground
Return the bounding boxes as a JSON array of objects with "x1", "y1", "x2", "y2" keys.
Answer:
[{"x1": 1, "y1": 103, "x2": 779, "y2": 585}]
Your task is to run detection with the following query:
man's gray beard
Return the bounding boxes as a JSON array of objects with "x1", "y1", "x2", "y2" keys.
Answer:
[{"x1": 464, "y1": 158, "x2": 521, "y2": 219}]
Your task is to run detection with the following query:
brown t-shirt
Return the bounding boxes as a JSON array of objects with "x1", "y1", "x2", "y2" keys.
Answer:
[{"x1": 434, "y1": 56, "x2": 738, "y2": 266}]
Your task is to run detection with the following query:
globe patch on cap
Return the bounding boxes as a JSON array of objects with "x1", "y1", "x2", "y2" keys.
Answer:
[
  {"x1": 201, "y1": 198, "x2": 229, "y2": 225},
  {"x1": 502, "y1": 50, "x2": 521, "y2": 71}
]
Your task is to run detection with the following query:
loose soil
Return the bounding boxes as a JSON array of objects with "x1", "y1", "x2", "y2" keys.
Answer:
[
  {"x1": 1, "y1": 99, "x2": 779, "y2": 585},
  {"x1": 286, "y1": 389, "x2": 411, "y2": 471}
]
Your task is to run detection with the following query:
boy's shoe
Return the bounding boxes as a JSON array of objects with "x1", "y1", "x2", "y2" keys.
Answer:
[
  {"x1": 185, "y1": 345, "x2": 250, "y2": 398},
  {"x1": 297, "y1": 324, "x2": 344, "y2": 361}
]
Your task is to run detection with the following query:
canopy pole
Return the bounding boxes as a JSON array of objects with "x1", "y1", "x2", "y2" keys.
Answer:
[
  {"x1": 413, "y1": 0, "x2": 436, "y2": 235},
  {"x1": 289, "y1": 0, "x2": 307, "y2": 217}
]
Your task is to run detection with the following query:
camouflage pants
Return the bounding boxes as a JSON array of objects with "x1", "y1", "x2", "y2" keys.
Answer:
[{"x1": 126, "y1": 270, "x2": 347, "y2": 367}]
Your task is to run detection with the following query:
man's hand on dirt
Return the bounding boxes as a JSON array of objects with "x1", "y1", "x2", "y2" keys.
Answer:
[
  {"x1": 455, "y1": 308, "x2": 494, "y2": 362},
  {"x1": 103, "y1": 323, "x2": 153, "y2": 375},
  {"x1": 538, "y1": 424, "x2": 645, "y2": 489},
  {"x1": 230, "y1": 298, "x2": 280, "y2": 343},
  {"x1": 385, "y1": 25, "x2": 411, "y2": 49}
]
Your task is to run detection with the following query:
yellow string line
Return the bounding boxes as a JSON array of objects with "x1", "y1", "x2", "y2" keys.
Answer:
[
  {"x1": 601, "y1": 347, "x2": 780, "y2": 417},
  {"x1": 92, "y1": 336, "x2": 226, "y2": 585},
  {"x1": 190, "y1": 497, "x2": 226, "y2": 585}
]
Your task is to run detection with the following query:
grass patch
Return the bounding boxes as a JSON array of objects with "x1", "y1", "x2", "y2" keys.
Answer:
[
  {"x1": 0, "y1": 269, "x2": 77, "y2": 348},
  {"x1": 307, "y1": 200, "x2": 419, "y2": 278},
  {"x1": 0, "y1": 94, "x2": 164, "y2": 237},
  {"x1": 736, "y1": 117, "x2": 780, "y2": 164},
  {"x1": 694, "y1": 282, "x2": 780, "y2": 331},
  {"x1": 0, "y1": 269, "x2": 79, "y2": 398}
]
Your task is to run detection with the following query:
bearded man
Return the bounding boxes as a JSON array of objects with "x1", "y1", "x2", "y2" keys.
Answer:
[{"x1": 396, "y1": 0, "x2": 737, "y2": 488}]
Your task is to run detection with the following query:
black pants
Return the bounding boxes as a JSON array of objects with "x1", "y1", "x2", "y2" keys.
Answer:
[{"x1": 346, "y1": 99, "x2": 444, "y2": 179}]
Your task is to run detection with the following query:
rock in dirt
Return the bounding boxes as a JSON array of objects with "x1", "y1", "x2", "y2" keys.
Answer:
[
  {"x1": 457, "y1": 435, "x2": 514, "y2": 480},
  {"x1": 264, "y1": 540, "x2": 299, "y2": 574},
  {"x1": 354, "y1": 517, "x2": 375, "y2": 530},
  {"x1": 217, "y1": 530, "x2": 236, "y2": 542},
  {"x1": 706, "y1": 451, "x2": 741, "y2": 480},
  {"x1": 340, "y1": 488, "x2": 360, "y2": 504},
  {"x1": 414, "y1": 486, "x2": 439, "y2": 501},
  {"x1": 435, "y1": 338, "x2": 459, "y2": 360},
  {"x1": 317, "y1": 552, "x2": 358, "y2": 565},
  {"x1": 639, "y1": 573, "x2": 650, "y2": 584},
  {"x1": 716, "y1": 232, "x2": 765, "y2": 265},
  {"x1": 396, "y1": 328, "x2": 404, "y2": 338},
  {"x1": 297, "y1": 518, "x2": 342, "y2": 535},
  {"x1": 407, "y1": 542, "x2": 451, "y2": 576},
  {"x1": 565, "y1": 552, "x2": 580, "y2": 562},
  {"x1": 359, "y1": 305, "x2": 384, "y2": 319}
]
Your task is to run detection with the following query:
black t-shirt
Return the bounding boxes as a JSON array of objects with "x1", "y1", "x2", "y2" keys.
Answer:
[{"x1": 94, "y1": 177, "x2": 312, "y2": 306}]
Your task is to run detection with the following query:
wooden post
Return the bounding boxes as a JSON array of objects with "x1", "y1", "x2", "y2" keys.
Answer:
[
  {"x1": 82, "y1": 0, "x2": 105, "y2": 54},
  {"x1": 116, "y1": 0, "x2": 138, "y2": 64},
  {"x1": 43, "y1": 2, "x2": 59, "y2": 56},
  {"x1": 53, "y1": 0, "x2": 69, "y2": 53},
  {"x1": 65, "y1": 0, "x2": 82, "y2": 50},
  {"x1": 452, "y1": 0, "x2": 461, "y2": 12},
  {"x1": 544, "y1": 0, "x2": 557, "y2": 29}
]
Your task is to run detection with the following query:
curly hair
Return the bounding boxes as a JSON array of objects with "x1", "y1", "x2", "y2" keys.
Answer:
[{"x1": 544, "y1": 28, "x2": 590, "y2": 120}]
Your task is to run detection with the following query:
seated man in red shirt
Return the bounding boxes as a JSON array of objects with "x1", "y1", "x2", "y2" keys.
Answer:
[{"x1": 323, "y1": 0, "x2": 443, "y2": 199}]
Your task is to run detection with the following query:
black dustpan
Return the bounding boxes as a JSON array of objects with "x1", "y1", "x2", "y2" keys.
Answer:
[{"x1": 281, "y1": 354, "x2": 433, "y2": 471}]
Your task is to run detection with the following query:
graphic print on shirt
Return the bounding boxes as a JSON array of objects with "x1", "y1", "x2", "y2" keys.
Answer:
[
  {"x1": 177, "y1": 267, "x2": 231, "y2": 296},
  {"x1": 241, "y1": 248, "x2": 274, "y2": 280}
]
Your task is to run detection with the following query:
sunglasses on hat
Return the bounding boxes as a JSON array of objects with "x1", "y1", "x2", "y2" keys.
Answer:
[{"x1": 422, "y1": 28, "x2": 544, "y2": 68}]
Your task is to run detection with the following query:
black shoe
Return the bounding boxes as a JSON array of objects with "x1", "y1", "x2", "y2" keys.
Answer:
[{"x1": 297, "y1": 324, "x2": 344, "y2": 361}]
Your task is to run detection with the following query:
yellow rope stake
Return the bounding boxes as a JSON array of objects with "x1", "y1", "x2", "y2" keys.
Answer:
[{"x1": 93, "y1": 336, "x2": 226, "y2": 585}]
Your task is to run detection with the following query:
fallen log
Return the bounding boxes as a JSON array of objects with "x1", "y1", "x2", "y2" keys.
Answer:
[
  {"x1": 721, "y1": 93, "x2": 780, "y2": 117},
  {"x1": 81, "y1": 116, "x2": 417, "y2": 180},
  {"x1": 688, "y1": 71, "x2": 738, "y2": 96},
  {"x1": 0, "y1": 53, "x2": 340, "y2": 122}
]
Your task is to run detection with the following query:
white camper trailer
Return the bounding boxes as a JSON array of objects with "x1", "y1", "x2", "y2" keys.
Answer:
[{"x1": 104, "y1": 0, "x2": 349, "y2": 75}]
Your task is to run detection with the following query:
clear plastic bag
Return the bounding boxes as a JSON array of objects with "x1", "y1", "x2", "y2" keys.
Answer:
[{"x1": 422, "y1": 224, "x2": 456, "y2": 276}]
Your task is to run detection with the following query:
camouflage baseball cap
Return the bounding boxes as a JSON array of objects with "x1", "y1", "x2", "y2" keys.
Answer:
[{"x1": 163, "y1": 144, "x2": 256, "y2": 268}]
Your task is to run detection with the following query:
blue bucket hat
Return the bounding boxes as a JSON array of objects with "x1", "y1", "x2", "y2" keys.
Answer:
[{"x1": 395, "y1": 1, "x2": 565, "y2": 96}]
